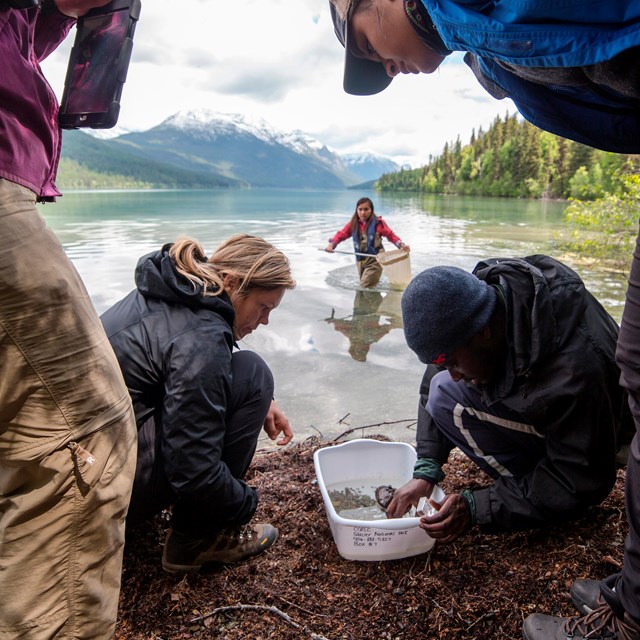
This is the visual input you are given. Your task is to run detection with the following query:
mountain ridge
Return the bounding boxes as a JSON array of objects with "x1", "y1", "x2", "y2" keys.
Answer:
[{"x1": 58, "y1": 109, "x2": 401, "y2": 190}]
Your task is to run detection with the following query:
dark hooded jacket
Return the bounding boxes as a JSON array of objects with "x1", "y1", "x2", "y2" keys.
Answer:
[
  {"x1": 417, "y1": 255, "x2": 625, "y2": 531},
  {"x1": 101, "y1": 245, "x2": 258, "y2": 529}
]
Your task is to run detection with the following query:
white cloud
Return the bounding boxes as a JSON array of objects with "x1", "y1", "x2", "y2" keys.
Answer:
[{"x1": 41, "y1": 0, "x2": 516, "y2": 168}]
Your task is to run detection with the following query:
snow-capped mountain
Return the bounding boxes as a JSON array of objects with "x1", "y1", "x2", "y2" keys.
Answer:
[
  {"x1": 62, "y1": 110, "x2": 401, "y2": 189},
  {"x1": 342, "y1": 153, "x2": 401, "y2": 182}
]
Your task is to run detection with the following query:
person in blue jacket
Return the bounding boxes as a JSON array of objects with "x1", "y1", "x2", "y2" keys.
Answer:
[
  {"x1": 326, "y1": 2, "x2": 640, "y2": 638},
  {"x1": 101, "y1": 234, "x2": 296, "y2": 573},
  {"x1": 328, "y1": 0, "x2": 640, "y2": 153}
]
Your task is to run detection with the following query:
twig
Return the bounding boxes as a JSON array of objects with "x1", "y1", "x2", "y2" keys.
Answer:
[
  {"x1": 335, "y1": 419, "x2": 417, "y2": 441},
  {"x1": 190, "y1": 604, "x2": 331, "y2": 640},
  {"x1": 466, "y1": 610, "x2": 497, "y2": 631},
  {"x1": 428, "y1": 596, "x2": 455, "y2": 619},
  {"x1": 408, "y1": 546, "x2": 435, "y2": 581},
  {"x1": 604, "y1": 554, "x2": 623, "y2": 569},
  {"x1": 277, "y1": 595, "x2": 330, "y2": 618},
  {"x1": 302, "y1": 431, "x2": 325, "y2": 446}
]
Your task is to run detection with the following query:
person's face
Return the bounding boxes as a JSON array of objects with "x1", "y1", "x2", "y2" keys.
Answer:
[
  {"x1": 227, "y1": 285, "x2": 286, "y2": 340},
  {"x1": 349, "y1": 0, "x2": 446, "y2": 78},
  {"x1": 356, "y1": 201, "x2": 374, "y2": 221},
  {"x1": 442, "y1": 329, "x2": 501, "y2": 386}
]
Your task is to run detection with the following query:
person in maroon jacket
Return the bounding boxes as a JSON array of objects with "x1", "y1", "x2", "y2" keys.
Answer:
[
  {"x1": 325, "y1": 196, "x2": 410, "y2": 287},
  {"x1": 0, "y1": 2, "x2": 137, "y2": 638}
]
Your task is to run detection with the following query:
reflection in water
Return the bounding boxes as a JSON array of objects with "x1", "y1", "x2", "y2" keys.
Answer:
[
  {"x1": 325, "y1": 290, "x2": 404, "y2": 361},
  {"x1": 41, "y1": 189, "x2": 628, "y2": 440}
]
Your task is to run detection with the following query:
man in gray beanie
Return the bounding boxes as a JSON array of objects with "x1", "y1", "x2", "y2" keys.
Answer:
[
  {"x1": 386, "y1": 255, "x2": 631, "y2": 550},
  {"x1": 401, "y1": 265, "x2": 497, "y2": 370}
]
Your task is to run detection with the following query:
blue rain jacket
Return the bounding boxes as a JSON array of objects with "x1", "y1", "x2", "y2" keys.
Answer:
[{"x1": 420, "y1": 0, "x2": 640, "y2": 152}]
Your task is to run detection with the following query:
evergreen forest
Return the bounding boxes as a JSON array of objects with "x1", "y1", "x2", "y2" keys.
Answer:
[{"x1": 377, "y1": 112, "x2": 640, "y2": 201}]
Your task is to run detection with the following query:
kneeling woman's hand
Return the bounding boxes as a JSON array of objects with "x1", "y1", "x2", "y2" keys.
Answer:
[{"x1": 264, "y1": 400, "x2": 294, "y2": 445}]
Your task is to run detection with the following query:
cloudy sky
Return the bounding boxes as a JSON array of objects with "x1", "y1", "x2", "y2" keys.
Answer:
[{"x1": 41, "y1": 0, "x2": 518, "y2": 168}]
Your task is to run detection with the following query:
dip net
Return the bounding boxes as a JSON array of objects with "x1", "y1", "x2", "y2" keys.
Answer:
[{"x1": 376, "y1": 250, "x2": 412, "y2": 289}]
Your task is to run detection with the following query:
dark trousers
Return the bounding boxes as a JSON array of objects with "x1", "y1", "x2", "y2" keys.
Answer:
[
  {"x1": 426, "y1": 370, "x2": 546, "y2": 480},
  {"x1": 613, "y1": 225, "x2": 640, "y2": 622},
  {"x1": 128, "y1": 350, "x2": 273, "y2": 535}
]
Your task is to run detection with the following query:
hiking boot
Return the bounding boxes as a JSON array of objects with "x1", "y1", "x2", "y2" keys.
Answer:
[
  {"x1": 571, "y1": 576, "x2": 623, "y2": 616},
  {"x1": 522, "y1": 604, "x2": 640, "y2": 640},
  {"x1": 571, "y1": 579, "x2": 605, "y2": 614},
  {"x1": 161, "y1": 523, "x2": 279, "y2": 573}
]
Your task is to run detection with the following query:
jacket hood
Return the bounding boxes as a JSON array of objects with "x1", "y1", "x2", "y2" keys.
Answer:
[
  {"x1": 473, "y1": 255, "x2": 588, "y2": 377},
  {"x1": 134, "y1": 244, "x2": 235, "y2": 326}
]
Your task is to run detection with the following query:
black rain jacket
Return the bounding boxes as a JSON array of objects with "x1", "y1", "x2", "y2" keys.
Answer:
[
  {"x1": 101, "y1": 245, "x2": 258, "y2": 529},
  {"x1": 417, "y1": 255, "x2": 626, "y2": 532}
]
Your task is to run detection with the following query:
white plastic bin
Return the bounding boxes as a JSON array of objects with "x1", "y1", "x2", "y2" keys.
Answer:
[{"x1": 313, "y1": 439, "x2": 445, "y2": 561}]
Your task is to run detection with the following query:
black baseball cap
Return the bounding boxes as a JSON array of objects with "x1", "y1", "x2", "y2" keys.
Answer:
[{"x1": 329, "y1": 0, "x2": 393, "y2": 96}]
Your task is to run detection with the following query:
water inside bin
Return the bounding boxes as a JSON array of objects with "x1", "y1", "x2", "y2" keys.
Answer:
[{"x1": 327, "y1": 478, "x2": 432, "y2": 521}]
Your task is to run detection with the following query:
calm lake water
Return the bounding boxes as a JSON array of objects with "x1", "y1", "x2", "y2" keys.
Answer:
[{"x1": 41, "y1": 189, "x2": 630, "y2": 444}]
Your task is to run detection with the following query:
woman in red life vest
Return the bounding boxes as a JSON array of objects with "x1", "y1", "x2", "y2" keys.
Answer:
[{"x1": 325, "y1": 197, "x2": 410, "y2": 287}]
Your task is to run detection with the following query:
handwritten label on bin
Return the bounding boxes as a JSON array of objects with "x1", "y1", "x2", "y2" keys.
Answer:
[{"x1": 352, "y1": 526, "x2": 409, "y2": 547}]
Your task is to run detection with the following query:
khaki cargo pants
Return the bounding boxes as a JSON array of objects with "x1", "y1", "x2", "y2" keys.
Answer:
[{"x1": 0, "y1": 179, "x2": 137, "y2": 639}]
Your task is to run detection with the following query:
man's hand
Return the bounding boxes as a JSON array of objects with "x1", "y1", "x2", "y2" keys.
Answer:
[
  {"x1": 419, "y1": 492, "x2": 471, "y2": 543},
  {"x1": 385, "y1": 477, "x2": 433, "y2": 519},
  {"x1": 263, "y1": 400, "x2": 294, "y2": 446},
  {"x1": 54, "y1": 0, "x2": 111, "y2": 19}
]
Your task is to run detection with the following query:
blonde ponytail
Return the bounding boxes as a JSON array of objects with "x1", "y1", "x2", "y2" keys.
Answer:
[{"x1": 169, "y1": 234, "x2": 295, "y2": 297}]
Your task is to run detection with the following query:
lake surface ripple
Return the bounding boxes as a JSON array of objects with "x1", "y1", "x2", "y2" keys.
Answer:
[{"x1": 42, "y1": 189, "x2": 628, "y2": 443}]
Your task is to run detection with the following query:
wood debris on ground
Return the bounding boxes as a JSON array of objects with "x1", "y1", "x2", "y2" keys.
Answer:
[{"x1": 116, "y1": 436, "x2": 628, "y2": 640}]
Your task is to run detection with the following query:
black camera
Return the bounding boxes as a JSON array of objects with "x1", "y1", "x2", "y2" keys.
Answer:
[
  {"x1": 58, "y1": 0, "x2": 140, "y2": 129},
  {"x1": 5, "y1": 0, "x2": 40, "y2": 8}
]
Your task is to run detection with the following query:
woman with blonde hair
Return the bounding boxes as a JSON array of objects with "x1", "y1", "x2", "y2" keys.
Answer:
[{"x1": 101, "y1": 234, "x2": 296, "y2": 573}]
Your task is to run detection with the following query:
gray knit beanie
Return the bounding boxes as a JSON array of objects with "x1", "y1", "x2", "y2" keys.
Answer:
[{"x1": 401, "y1": 266, "x2": 496, "y2": 365}]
